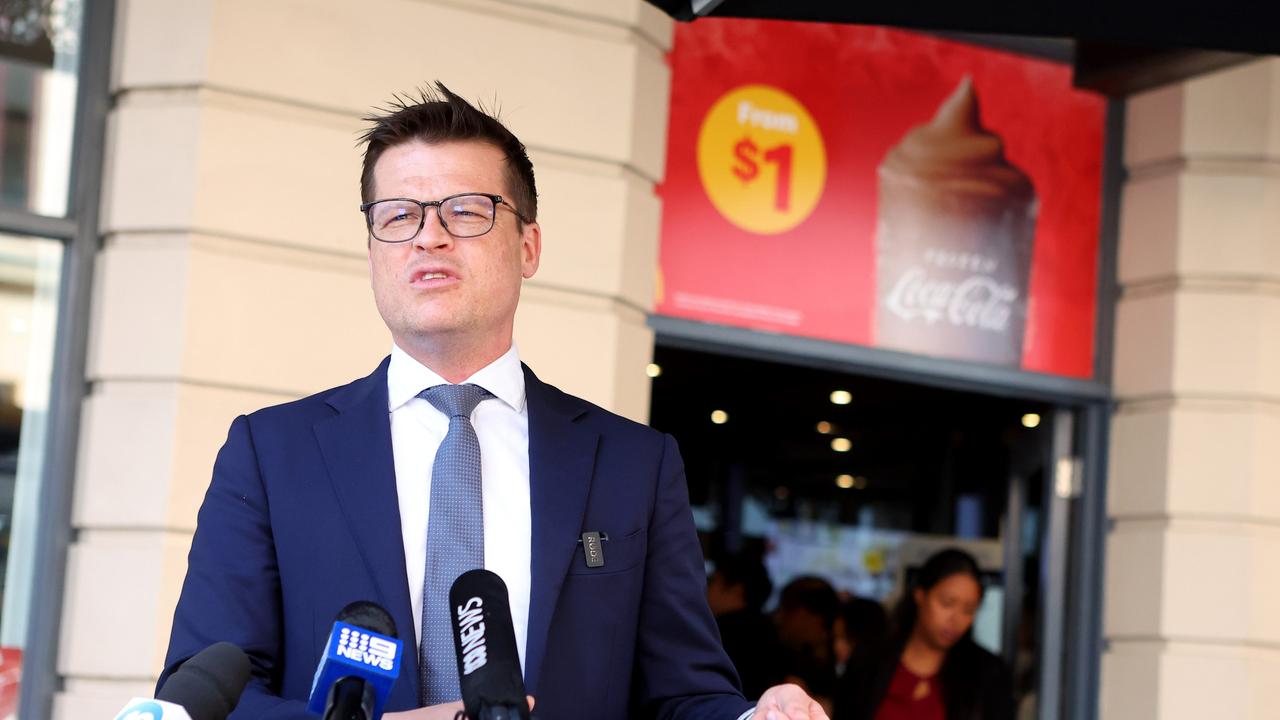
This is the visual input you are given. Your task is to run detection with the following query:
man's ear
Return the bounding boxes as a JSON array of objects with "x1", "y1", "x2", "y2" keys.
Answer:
[{"x1": 521, "y1": 221, "x2": 541, "y2": 279}]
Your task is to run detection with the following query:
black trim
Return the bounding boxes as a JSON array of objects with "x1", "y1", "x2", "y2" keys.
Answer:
[
  {"x1": 931, "y1": 31, "x2": 1075, "y2": 64},
  {"x1": 1066, "y1": 401, "x2": 1111, "y2": 720},
  {"x1": 1092, "y1": 100, "x2": 1125, "y2": 387},
  {"x1": 649, "y1": 315, "x2": 1110, "y2": 404},
  {"x1": 1074, "y1": 45, "x2": 1254, "y2": 96}
]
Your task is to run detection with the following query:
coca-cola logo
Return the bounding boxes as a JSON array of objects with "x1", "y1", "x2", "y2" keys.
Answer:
[{"x1": 884, "y1": 267, "x2": 1018, "y2": 332}]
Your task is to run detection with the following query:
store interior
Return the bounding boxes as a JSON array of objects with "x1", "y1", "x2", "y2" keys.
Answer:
[
  {"x1": 649, "y1": 340, "x2": 1059, "y2": 709},
  {"x1": 650, "y1": 343, "x2": 1050, "y2": 535}
]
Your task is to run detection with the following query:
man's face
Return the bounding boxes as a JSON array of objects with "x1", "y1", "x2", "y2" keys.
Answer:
[{"x1": 367, "y1": 140, "x2": 540, "y2": 354}]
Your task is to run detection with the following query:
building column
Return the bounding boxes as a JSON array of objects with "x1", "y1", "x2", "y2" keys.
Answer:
[
  {"x1": 1103, "y1": 58, "x2": 1280, "y2": 719},
  {"x1": 54, "y1": 1, "x2": 672, "y2": 715}
]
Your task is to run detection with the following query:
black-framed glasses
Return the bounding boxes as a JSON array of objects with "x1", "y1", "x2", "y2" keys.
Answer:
[{"x1": 359, "y1": 192, "x2": 530, "y2": 243}]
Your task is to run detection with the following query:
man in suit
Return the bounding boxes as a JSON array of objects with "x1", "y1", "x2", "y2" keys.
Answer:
[{"x1": 162, "y1": 83, "x2": 828, "y2": 720}]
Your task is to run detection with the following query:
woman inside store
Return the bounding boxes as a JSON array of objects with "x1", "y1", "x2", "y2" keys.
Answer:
[{"x1": 833, "y1": 548, "x2": 1015, "y2": 720}]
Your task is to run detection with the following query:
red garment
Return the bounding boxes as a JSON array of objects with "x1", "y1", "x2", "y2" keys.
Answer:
[{"x1": 874, "y1": 663, "x2": 946, "y2": 720}]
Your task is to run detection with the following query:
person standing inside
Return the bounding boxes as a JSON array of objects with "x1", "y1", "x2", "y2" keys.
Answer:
[
  {"x1": 773, "y1": 576, "x2": 840, "y2": 704},
  {"x1": 707, "y1": 552, "x2": 785, "y2": 699},
  {"x1": 161, "y1": 83, "x2": 827, "y2": 720},
  {"x1": 834, "y1": 549, "x2": 1013, "y2": 720},
  {"x1": 832, "y1": 597, "x2": 888, "y2": 679}
]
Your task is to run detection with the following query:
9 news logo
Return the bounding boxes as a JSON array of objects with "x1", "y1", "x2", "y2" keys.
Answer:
[{"x1": 336, "y1": 626, "x2": 397, "y2": 671}]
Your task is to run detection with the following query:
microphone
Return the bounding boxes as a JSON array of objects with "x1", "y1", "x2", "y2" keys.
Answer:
[
  {"x1": 449, "y1": 569, "x2": 529, "y2": 720},
  {"x1": 115, "y1": 641, "x2": 250, "y2": 720},
  {"x1": 113, "y1": 699, "x2": 193, "y2": 720},
  {"x1": 307, "y1": 601, "x2": 403, "y2": 720}
]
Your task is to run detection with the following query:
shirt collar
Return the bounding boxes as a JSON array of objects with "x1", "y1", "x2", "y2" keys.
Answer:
[{"x1": 386, "y1": 343, "x2": 526, "y2": 413}]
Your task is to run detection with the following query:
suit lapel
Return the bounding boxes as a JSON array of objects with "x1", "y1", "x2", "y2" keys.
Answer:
[
  {"x1": 312, "y1": 357, "x2": 419, "y2": 708},
  {"x1": 521, "y1": 365, "x2": 598, "y2": 695}
]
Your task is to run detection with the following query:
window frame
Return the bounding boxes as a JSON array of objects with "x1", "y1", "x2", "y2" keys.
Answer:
[{"x1": 12, "y1": 0, "x2": 116, "y2": 717}]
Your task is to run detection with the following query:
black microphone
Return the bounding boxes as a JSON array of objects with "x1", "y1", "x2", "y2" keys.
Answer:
[
  {"x1": 307, "y1": 601, "x2": 404, "y2": 720},
  {"x1": 154, "y1": 641, "x2": 251, "y2": 720},
  {"x1": 449, "y1": 569, "x2": 529, "y2": 720}
]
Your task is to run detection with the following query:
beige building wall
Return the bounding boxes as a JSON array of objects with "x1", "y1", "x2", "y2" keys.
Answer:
[
  {"x1": 1103, "y1": 58, "x2": 1280, "y2": 719},
  {"x1": 54, "y1": 1, "x2": 672, "y2": 716}
]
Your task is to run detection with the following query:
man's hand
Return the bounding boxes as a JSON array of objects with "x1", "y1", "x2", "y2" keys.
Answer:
[
  {"x1": 383, "y1": 696, "x2": 535, "y2": 719},
  {"x1": 753, "y1": 683, "x2": 830, "y2": 720}
]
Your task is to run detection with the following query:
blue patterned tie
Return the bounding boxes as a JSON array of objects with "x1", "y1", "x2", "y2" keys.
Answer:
[{"x1": 418, "y1": 383, "x2": 491, "y2": 706}]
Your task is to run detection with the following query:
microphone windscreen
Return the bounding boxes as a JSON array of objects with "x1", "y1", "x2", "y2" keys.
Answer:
[
  {"x1": 449, "y1": 569, "x2": 528, "y2": 720},
  {"x1": 156, "y1": 642, "x2": 251, "y2": 720},
  {"x1": 307, "y1": 601, "x2": 404, "y2": 719},
  {"x1": 337, "y1": 600, "x2": 399, "y2": 639}
]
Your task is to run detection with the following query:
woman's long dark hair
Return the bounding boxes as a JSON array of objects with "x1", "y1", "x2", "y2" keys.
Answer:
[{"x1": 888, "y1": 548, "x2": 987, "y2": 718}]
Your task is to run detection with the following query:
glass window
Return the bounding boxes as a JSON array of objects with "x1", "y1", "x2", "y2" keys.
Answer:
[
  {"x1": 0, "y1": 1, "x2": 88, "y2": 716},
  {"x1": 0, "y1": 233, "x2": 62, "y2": 715},
  {"x1": 0, "y1": 0, "x2": 83, "y2": 217}
]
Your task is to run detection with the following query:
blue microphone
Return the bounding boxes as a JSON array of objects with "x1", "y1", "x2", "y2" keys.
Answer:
[{"x1": 307, "y1": 601, "x2": 403, "y2": 720}]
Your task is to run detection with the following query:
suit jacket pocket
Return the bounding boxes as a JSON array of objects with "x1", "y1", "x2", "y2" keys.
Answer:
[{"x1": 566, "y1": 527, "x2": 647, "y2": 576}]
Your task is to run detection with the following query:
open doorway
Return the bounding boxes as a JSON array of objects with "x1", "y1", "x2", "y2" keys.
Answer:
[{"x1": 650, "y1": 342, "x2": 1077, "y2": 718}]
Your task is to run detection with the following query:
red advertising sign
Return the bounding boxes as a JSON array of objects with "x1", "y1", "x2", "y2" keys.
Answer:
[
  {"x1": 0, "y1": 647, "x2": 18, "y2": 718},
  {"x1": 657, "y1": 21, "x2": 1106, "y2": 378}
]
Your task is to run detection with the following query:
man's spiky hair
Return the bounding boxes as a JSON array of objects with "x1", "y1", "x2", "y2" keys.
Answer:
[{"x1": 358, "y1": 82, "x2": 537, "y2": 224}]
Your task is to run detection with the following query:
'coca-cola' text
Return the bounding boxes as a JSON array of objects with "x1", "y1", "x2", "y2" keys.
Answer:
[{"x1": 883, "y1": 267, "x2": 1018, "y2": 332}]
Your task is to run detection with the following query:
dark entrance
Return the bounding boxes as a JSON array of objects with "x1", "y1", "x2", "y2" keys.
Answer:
[{"x1": 649, "y1": 340, "x2": 1091, "y2": 719}]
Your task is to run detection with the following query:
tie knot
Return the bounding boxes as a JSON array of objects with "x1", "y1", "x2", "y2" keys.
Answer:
[{"x1": 419, "y1": 383, "x2": 491, "y2": 418}]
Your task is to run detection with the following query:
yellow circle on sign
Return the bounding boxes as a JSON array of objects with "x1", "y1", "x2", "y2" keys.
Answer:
[{"x1": 696, "y1": 84, "x2": 827, "y2": 235}]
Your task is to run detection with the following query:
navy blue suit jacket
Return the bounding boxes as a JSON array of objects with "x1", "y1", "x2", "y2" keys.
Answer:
[{"x1": 162, "y1": 359, "x2": 752, "y2": 720}]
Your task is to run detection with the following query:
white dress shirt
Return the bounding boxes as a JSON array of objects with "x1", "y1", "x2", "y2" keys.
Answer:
[{"x1": 387, "y1": 343, "x2": 532, "y2": 671}]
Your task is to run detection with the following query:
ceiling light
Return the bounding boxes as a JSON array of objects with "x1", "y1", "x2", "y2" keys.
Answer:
[
  {"x1": 831, "y1": 437, "x2": 852, "y2": 453},
  {"x1": 830, "y1": 390, "x2": 852, "y2": 405},
  {"x1": 1021, "y1": 413, "x2": 1041, "y2": 428},
  {"x1": 645, "y1": 363, "x2": 662, "y2": 378},
  {"x1": 815, "y1": 421, "x2": 833, "y2": 434},
  {"x1": 836, "y1": 474, "x2": 855, "y2": 489},
  {"x1": 710, "y1": 409, "x2": 729, "y2": 425}
]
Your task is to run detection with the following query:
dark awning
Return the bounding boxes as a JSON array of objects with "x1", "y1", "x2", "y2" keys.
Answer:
[
  {"x1": 644, "y1": 0, "x2": 1275, "y2": 94},
  {"x1": 645, "y1": 0, "x2": 1278, "y2": 54}
]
